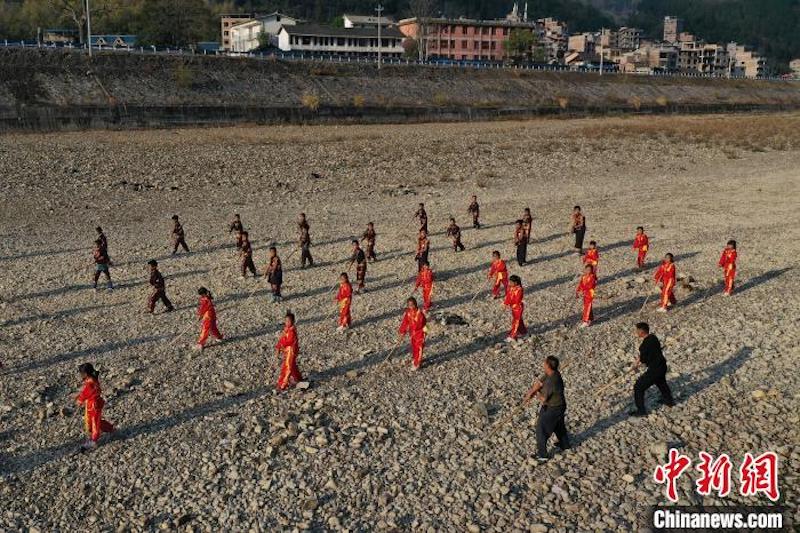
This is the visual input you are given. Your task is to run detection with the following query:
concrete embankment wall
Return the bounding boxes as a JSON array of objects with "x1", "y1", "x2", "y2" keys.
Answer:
[{"x1": 1, "y1": 48, "x2": 799, "y2": 131}]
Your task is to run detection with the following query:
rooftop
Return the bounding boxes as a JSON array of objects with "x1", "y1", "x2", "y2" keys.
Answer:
[
  {"x1": 398, "y1": 16, "x2": 538, "y2": 29},
  {"x1": 282, "y1": 23, "x2": 403, "y2": 39}
]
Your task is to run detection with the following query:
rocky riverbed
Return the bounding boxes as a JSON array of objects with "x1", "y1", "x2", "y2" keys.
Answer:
[{"x1": 0, "y1": 113, "x2": 798, "y2": 530}]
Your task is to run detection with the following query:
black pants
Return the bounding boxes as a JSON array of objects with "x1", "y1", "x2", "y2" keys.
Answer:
[
  {"x1": 573, "y1": 229, "x2": 585, "y2": 252},
  {"x1": 172, "y1": 237, "x2": 189, "y2": 254},
  {"x1": 356, "y1": 263, "x2": 367, "y2": 290},
  {"x1": 93, "y1": 268, "x2": 112, "y2": 288},
  {"x1": 301, "y1": 244, "x2": 313, "y2": 267},
  {"x1": 453, "y1": 238, "x2": 465, "y2": 252},
  {"x1": 416, "y1": 250, "x2": 429, "y2": 272},
  {"x1": 516, "y1": 242, "x2": 527, "y2": 266},
  {"x1": 148, "y1": 289, "x2": 173, "y2": 312},
  {"x1": 634, "y1": 367, "x2": 674, "y2": 414},
  {"x1": 241, "y1": 256, "x2": 257, "y2": 277},
  {"x1": 472, "y1": 214, "x2": 480, "y2": 228},
  {"x1": 365, "y1": 242, "x2": 376, "y2": 261},
  {"x1": 536, "y1": 405, "x2": 569, "y2": 458}
]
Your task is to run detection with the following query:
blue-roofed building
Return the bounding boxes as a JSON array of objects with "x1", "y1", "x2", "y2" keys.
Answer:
[{"x1": 90, "y1": 35, "x2": 138, "y2": 49}]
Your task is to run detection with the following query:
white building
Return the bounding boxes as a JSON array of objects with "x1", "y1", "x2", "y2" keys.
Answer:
[
  {"x1": 229, "y1": 12, "x2": 299, "y2": 52},
  {"x1": 277, "y1": 23, "x2": 405, "y2": 57},
  {"x1": 342, "y1": 14, "x2": 394, "y2": 28},
  {"x1": 791, "y1": 59, "x2": 800, "y2": 79}
]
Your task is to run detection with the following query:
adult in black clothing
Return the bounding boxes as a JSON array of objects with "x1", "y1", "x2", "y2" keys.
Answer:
[
  {"x1": 570, "y1": 206, "x2": 586, "y2": 255},
  {"x1": 147, "y1": 259, "x2": 174, "y2": 313},
  {"x1": 630, "y1": 322, "x2": 675, "y2": 417},
  {"x1": 524, "y1": 355, "x2": 569, "y2": 461}
]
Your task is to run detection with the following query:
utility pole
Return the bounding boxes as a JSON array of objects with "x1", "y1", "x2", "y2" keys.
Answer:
[
  {"x1": 376, "y1": 4, "x2": 384, "y2": 69},
  {"x1": 85, "y1": 0, "x2": 92, "y2": 57},
  {"x1": 598, "y1": 29, "x2": 604, "y2": 76}
]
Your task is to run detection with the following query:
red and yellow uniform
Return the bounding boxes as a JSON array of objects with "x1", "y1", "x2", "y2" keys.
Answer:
[
  {"x1": 583, "y1": 248, "x2": 600, "y2": 270},
  {"x1": 337, "y1": 281, "x2": 353, "y2": 328},
  {"x1": 399, "y1": 307, "x2": 427, "y2": 369},
  {"x1": 197, "y1": 295, "x2": 222, "y2": 347},
  {"x1": 415, "y1": 265, "x2": 434, "y2": 312},
  {"x1": 576, "y1": 271, "x2": 597, "y2": 324},
  {"x1": 633, "y1": 233, "x2": 649, "y2": 268},
  {"x1": 718, "y1": 249, "x2": 737, "y2": 294},
  {"x1": 276, "y1": 324, "x2": 302, "y2": 390},
  {"x1": 503, "y1": 285, "x2": 527, "y2": 339},
  {"x1": 488, "y1": 259, "x2": 509, "y2": 298},
  {"x1": 654, "y1": 261, "x2": 677, "y2": 309},
  {"x1": 76, "y1": 377, "x2": 114, "y2": 442}
]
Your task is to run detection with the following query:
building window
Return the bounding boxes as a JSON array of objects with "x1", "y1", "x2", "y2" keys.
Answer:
[
  {"x1": 338, "y1": 37, "x2": 345, "y2": 46},
  {"x1": 224, "y1": 31, "x2": 229, "y2": 36}
]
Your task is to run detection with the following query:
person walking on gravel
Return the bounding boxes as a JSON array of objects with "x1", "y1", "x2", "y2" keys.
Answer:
[
  {"x1": 522, "y1": 208, "x2": 533, "y2": 243},
  {"x1": 718, "y1": 240, "x2": 738, "y2": 296},
  {"x1": 415, "y1": 260, "x2": 434, "y2": 313},
  {"x1": 504, "y1": 274, "x2": 527, "y2": 341},
  {"x1": 514, "y1": 219, "x2": 527, "y2": 266},
  {"x1": 275, "y1": 311, "x2": 302, "y2": 391},
  {"x1": 171, "y1": 215, "x2": 189, "y2": 254},
  {"x1": 415, "y1": 228, "x2": 430, "y2": 272},
  {"x1": 266, "y1": 247, "x2": 283, "y2": 303},
  {"x1": 92, "y1": 239, "x2": 113, "y2": 291},
  {"x1": 195, "y1": 287, "x2": 222, "y2": 350},
  {"x1": 229, "y1": 214, "x2": 244, "y2": 250},
  {"x1": 654, "y1": 253, "x2": 677, "y2": 312},
  {"x1": 75, "y1": 363, "x2": 115, "y2": 451},
  {"x1": 361, "y1": 222, "x2": 377, "y2": 262},
  {"x1": 488, "y1": 250, "x2": 509, "y2": 299},
  {"x1": 348, "y1": 239, "x2": 368, "y2": 293},
  {"x1": 633, "y1": 226, "x2": 649, "y2": 269},
  {"x1": 147, "y1": 260, "x2": 174, "y2": 313},
  {"x1": 524, "y1": 355, "x2": 569, "y2": 462},
  {"x1": 239, "y1": 231, "x2": 257, "y2": 278},
  {"x1": 446, "y1": 217, "x2": 465, "y2": 252},
  {"x1": 399, "y1": 297, "x2": 427, "y2": 371},
  {"x1": 414, "y1": 203, "x2": 428, "y2": 233},
  {"x1": 583, "y1": 240, "x2": 600, "y2": 273},
  {"x1": 336, "y1": 273, "x2": 353, "y2": 331},
  {"x1": 298, "y1": 213, "x2": 314, "y2": 268},
  {"x1": 630, "y1": 322, "x2": 675, "y2": 417},
  {"x1": 468, "y1": 195, "x2": 480, "y2": 229},
  {"x1": 570, "y1": 206, "x2": 586, "y2": 255},
  {"x1": 576, "y1": 264, "x2": 597, "y2": 328}
]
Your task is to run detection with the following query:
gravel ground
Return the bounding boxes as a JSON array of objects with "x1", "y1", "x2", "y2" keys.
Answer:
[{"x1": 0, "y1": 114, "x2": 798, "y2": 531}]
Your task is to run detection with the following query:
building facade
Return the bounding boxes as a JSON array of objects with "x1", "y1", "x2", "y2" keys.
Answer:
[
  {"x1": 663, "y1": 16, "x2": 683, "y2": 43},
  {"x1": 229, "y1": 13, "x2": 298, "y2": 52},
  {"x1": 277, "y1": 24, "x2": 404, "y2": 56},
  {"x1": 791, "y1": 59, "x2": 800, "y2": 79},
  {"x1": 727, "y1": 43, "x2": 766, "y2": 78},
  {"x1": 342, "y1": 14, "x2": 394, "y2": 28},
  {"x1": 221, "y1": 14, "x2": 253, "y2": 51},
  {"x1": 398, "y1": 17, "x2": 536, "y2": 62}
]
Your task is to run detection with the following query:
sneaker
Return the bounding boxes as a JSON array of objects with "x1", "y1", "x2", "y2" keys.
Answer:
[
  {"x1": 505, "y1": 336, "x2": 515, "y2": 343},
  {"x1": 554, "y1": 441, "x2": 570, "y2": 451},
  {"x1": 193, "y1": 344, "x2": 204, "y2": 352},
  {"x1": 655, "y1": 307, "x2": 668, "y2": 313},
  {"x1": 81, "y1": 440, "x2": 97, "y2": 450},
  {"x1": 536, "y1": 456, "x2": 549, "y2": 463},
  {"x1": 166, "y1": 307, "x2": 175, "y2": 313},
  {"x1": 658, "y1": 398, "x2": 675, "y2": 407},
  {"x1": 411, "y1": 364, "x2": 420, "y2": 371},
  {"x1": 578, "y1": 322, "x2": 589, "y2": 329},
  {"x1": 336, "y1": 325, "x2": 345, "y2": 332},
  {"x1": 628, "y1": 410, "x2": 647, "y2": 417}
]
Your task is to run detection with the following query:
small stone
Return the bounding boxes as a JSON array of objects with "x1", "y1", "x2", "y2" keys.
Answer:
[
  {"x1": 297, "y1": 381, "x2": 311, "y2": 390},
  {"x1": 223, "y1": 380, "x2": 236, "y2": 391},
  {"x1": 302, "y1": 498, "x2": 318, "y2": 511},
  {"x1": 345, "y1": 370, "x2": 358, "y2": 379},
  {"x1": 622, "y1": 474, "x2": 635, "y2": 483},
  {"x1": 466, "y1": 523, "x2": 481, "y2": 533},
  {"x1": 751, "y1": 390, "x2": 767, "y2": 401}
]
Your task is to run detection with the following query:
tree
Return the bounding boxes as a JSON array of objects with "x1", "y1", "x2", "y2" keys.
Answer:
[
  {"x1": 135, "y1": 0, "x2": 215, "y2": 47},
  {"x1": 504, "y1": 28, "x2": 534, "y2": 62},
  {"x1": 408, "y1": 0, "x2": 436, "y2": 61}
]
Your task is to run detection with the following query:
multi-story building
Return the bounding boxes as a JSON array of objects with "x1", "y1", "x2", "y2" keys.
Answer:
[
  {"x1": 677, "y1": 40, "x2": 702, "y2": 72},
  {"x1": 699, "y1": 43, "x2": 729, "y2": 75},
  {"x1": 228, "y1": 12, "x2": 298, "y2": 52},
  {"x1": 617, "y1": 27, "x2": 642, "y2": 51},
  {"x1": 663, "y1": 16, "x2": 683, "y2": 43},
  {"x1": 397, "y1": 17, "x2": 538, "y2": 62},
  {"x1": 538, "y1": 17, "x2": 568, "y2": 63},
  {"x1": 648, "y1": 44, "x2": 679, "y2": 71},
  {"x1": 277, "y1": 23, "x2": 405, "y2": 57},
  {"x1": 727, "y1": 42, "x2": 766, "y2": 78},
  {"x1": 221, "y1": 13, "x2": 253, "y2": 51}
]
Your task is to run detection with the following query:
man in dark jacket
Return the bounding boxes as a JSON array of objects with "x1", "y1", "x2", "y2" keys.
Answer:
[
  {"x1": 630, "y1": 322, "x2": 675, "y2": 417},
  {"x1": 147, "y1": 259, "x2": 174, "y2": 313},
  {"x1": 525, "y1": 355, "x2": 569, "y2": 461}
]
